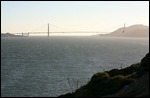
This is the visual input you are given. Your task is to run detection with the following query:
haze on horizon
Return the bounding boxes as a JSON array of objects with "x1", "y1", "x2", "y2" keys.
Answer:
[{"x1": 1, "y1": 1, "x2": 149, "y2": 36}]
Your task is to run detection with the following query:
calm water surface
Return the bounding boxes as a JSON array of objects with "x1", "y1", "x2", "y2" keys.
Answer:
[{"x1": 1, "y1": 36, "x2": 149, "y2": 97}]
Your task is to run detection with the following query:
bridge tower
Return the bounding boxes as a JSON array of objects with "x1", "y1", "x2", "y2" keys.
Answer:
[
  {"x1": 122, "y1": 23, "x2": 125, "y2": 33},
  {"x1": 124, "y1": 23, "x2": 125, "y2": 32},
  {"x1": 48, "y1": 23, "x2": 49, "y2": 37}
]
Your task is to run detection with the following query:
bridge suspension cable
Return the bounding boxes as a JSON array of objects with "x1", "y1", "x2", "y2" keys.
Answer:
[
  {"x1": 49, "y1": 23, "x2": 74, "y2": 32},
  {"x1": 30, "y1": 23, "x2": 47, "y2": 32},
  {"x1": 14, "y1": 23, "x2": 128, "y2": 36}
]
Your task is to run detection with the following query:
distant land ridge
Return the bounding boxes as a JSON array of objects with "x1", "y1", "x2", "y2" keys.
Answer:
[
  {"x1": 101, "y1": 24, "x2": 149, "y2": 37},
  {"x1": 1, "y1": 33, "x2": 26, "y2": 37}
]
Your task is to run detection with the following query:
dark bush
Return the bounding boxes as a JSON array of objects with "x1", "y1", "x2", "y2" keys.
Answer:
[
  {"x1": 58, "y1": 93, "x2": 73, "y2": 97},
  {"x1": 91, "y1": 72, "x2": 109, "y2": 81},
  {"x1": 141, "y1": 53, "x2": 149, "y2": 69},
  {"x1": 107, "y1": 63, "x2": 140, "y2": 77},
  {"x1": 106, "y1": 69, "x2": 120, "y2": 77},
  {"x1": 136, "y1": 53, "x2": 149, "y2": 78}
]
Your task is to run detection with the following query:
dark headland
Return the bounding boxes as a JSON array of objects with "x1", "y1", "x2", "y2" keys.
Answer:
[{"x1": 58, "y1": 53, "x2": 149, "y2": 97}]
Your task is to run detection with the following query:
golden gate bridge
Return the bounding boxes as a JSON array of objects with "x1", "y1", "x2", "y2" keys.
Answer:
[{"x1": 12, "y1": 23, "x2": 111, "y2": 37}]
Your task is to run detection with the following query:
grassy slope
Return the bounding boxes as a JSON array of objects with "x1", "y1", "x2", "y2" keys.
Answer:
[
  {"x1": 58, "y1": 53, "x2": 149, "y2": 97},
  {"x1": 104, "y1": 72, "x2": 149, "y2": 97}
]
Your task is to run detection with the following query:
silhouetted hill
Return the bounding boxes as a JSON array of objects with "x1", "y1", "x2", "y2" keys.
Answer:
[
  {"x1": 58, "y1": 53, "x2": 149, "y2": 97},
  {"x1": 101, "y1": 24, "x2": 149, "y2": 37}
]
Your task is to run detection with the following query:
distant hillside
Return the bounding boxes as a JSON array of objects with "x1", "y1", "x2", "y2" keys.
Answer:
[
  {"x1": 1, "y1": 33, "x2": 16, "y2": 37},
  {"x1": 1, "y1": 33, "x2": 24, "y2": 37},
  {"x1": 101, "y1": 24, "x2": 149, "y2": 37}
]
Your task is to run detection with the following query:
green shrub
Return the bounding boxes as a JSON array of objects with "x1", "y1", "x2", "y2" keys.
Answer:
[
  {"x1": 123, "y1": 63, "x2": 140, "y2": 73},
  {"x1": 125, "y1": 72, "x2": 137, "y2": 79},
  {"x1": 107, "y1": 63, "x2": 140, "y2": 77},
  {"x1": 110, "y1": 75, "x2": 125, "y2": 87},
  {"x1": 108, "y1": 75, "x2": 135, "y2": 94},
  {"x1": 91, "y1": 72, "x2": 110, "y2": 80},
  {"x1": 85, "y1": 72, "x2": 110, "y2": 96},
  {"x1": 106, "y1": 69, "x2": 120, "y2": 77},
  {"x1": 121, "y1": 78, "x2": 135, "y2": 86},
  {"x1": 89, "y1": 72, "x2": 110, "y2": 87}
]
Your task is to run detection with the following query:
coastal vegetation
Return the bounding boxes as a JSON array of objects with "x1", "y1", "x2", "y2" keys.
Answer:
[{"x1": 59, "y1": 53, "x2": 149, "y2": 97}]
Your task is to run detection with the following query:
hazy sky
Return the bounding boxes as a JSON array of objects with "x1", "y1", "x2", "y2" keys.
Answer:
[{"x1": 1, "y1": 1, "x2": 149, "y2": 35}]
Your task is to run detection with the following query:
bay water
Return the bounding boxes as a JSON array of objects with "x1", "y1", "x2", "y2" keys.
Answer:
[{"x1": 1, "y1": 36, "x2": 149, "y2": 97}]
